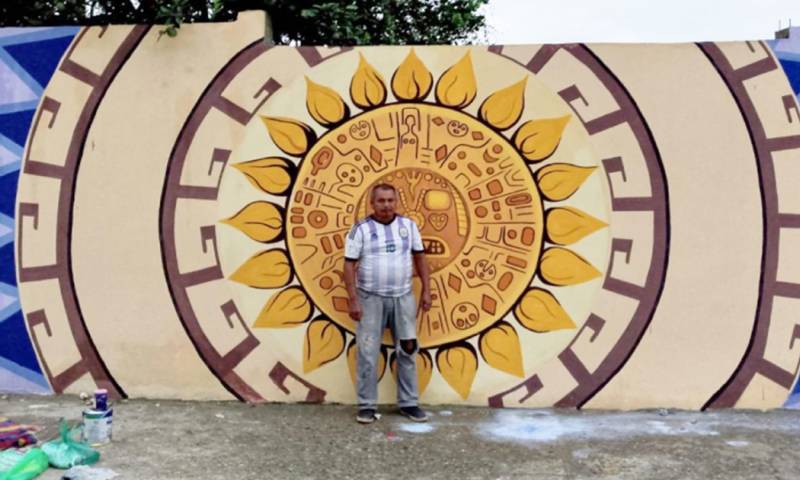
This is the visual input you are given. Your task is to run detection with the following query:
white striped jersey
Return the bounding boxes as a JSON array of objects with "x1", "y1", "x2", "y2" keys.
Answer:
[{"x1": 344, "y1": 215, "x2": 424, "y2": 297}]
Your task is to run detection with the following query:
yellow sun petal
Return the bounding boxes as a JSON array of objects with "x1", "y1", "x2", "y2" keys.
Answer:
[
  {"x1": 435, "y1": 51, "x2": 477, "y2": 109},
  {"x1": 478, "y1": 77, "x2": 527, "y2": 131},
  {"x1": 229, "y1": 249, "x2": 292, "y2": 289},
  {"x1": 512, "y1": 115, "x2": 570, "y2": 162},
  {"x1": 417, "y1": 350, "x2": 434, "y2": 395},
  {"x1": 390, "y1": 349, "x2": 434, "y2": 395},
  {"x1": 539, "y1": 247, "x2": 601, "y2": 286},
  {"x1": 253, "y1": 287, "x2": 312, "y2": 328},
  {"x1": 546, "y1": 207, "x2": 606, "y2": 245},
  {"x1": 303, "y1": 318, "x2": 345, "y2": 373},
  {"x1": 261, "y1": 116, "x2": 316, "y2": 157},
  {"x1": 305, "y1": 76, "x2": 349, "y2": 127},
  {"x1": 536, "y1": 163, "x2": 596, "y2": 202},
  {"x1": 233, "y1": 157, "x2": 294, "y2": 195},
  {"x1": 222, "y1": 201, "x2": 284, "y2": 243},
  {"x1": 479, "y1": 321, "x2": 524, "y2": 377},
  {"x1": 350, "y1": 53, "x2": 387, "y2": 109},
  {"x1": 436, "y1": 343, "x2": 478, "y2": 399},
  {"x1": 347, "y1": 341, "x2": 387, "y2": 385},
  {"x1": 391, "y1": 48, "x2": 433, "y2": 102},
  {"x1": 515, "y1": 288, "x2": 576, "y2": 332}
]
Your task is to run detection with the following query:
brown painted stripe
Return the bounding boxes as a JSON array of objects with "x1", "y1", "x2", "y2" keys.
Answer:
[
  {"x1": 160, "y1": 41, "x2": 272, "y2": 402},
  {"x1": 214, "y1": 95, "x2": 252, "y2": 125},
  {"x1": 584, "y1": 110, "x2": 626, "y2": 135},
  {"x1": 487, "y1": 375, "x2": 543, "y2": 408},
  {"x1": 59, "y1": 59, "x2": 101, "y2": 86},
  {"x1": 487, "y1": 44, "x2": 670, "y2": 409},
  {"x1": 179, "y1": 266, "x2": 223, "y2": 288},
  {"x1": 699, "y1": 41, "x2": 787, "y2": 409},
  {"x1": 764, "y1": 135, "x2": 800, "y2": 151},
  {"x1": 558, "y1": 349, "x2": 592, "y2": 384},
  {"x1": 757, "y1": 359, "x2": 795, "y2": 389},
  {"x1": 778, "y1": 214, "x2": 800, "y2": 228},
  {"x1": 733, "y1": 43, "x2": 777, "y2": 81},
  {"x1": 161, "y1": 42, "x2": 354, "y2": 402},
  {"x1": 23, "y1": 161, "x2": 65, "y2": 179},
  {"x1": 556, "y1": 46, "x2": 669, "y2": 408},
  {"x1": 175, "y1": 185, "x2": 219, "y2": 200},
  {"x1": 774, "y1": 281, "x2": 800, "y2": 298},
  {"x1": 298, "y1": 46, "x2": 353, "y2": 67},
  {"x1": 526, "y1": 45, "x2": 560, "y2": 73},
  {"x1": 21, "y1": 25, "x2": 149, "y2": 398}
]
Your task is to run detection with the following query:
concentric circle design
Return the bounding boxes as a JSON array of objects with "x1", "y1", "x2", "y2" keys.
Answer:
[
  {"x1": 288, "y1": 103, "x2": 543, "y2": 348},
  {"x1": 15, "y1": 25, "x2": 150, "y2": 399},
  {"x1": 17, "y1": 27, "x2": 800, "y2": 408},
  {"x1": 208, "y1": 46, "x2": 616, "y2": 403}
]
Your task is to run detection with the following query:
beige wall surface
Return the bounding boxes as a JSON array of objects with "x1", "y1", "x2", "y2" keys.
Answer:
[{"x1": 9, "y1": 17, "x2": 800, "y2": 409}]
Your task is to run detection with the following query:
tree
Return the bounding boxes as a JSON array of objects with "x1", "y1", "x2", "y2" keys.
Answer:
[{"x1": 0, "y1": 0, "x2": 488, "y2": 45}]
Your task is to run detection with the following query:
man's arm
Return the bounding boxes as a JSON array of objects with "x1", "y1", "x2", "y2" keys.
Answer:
[
  {"x1": 413, "y1": 253, "x2": 432, "y2": 311},
  {"x1": 343, "y1": 259, "x2": 362, "y2": 321}
]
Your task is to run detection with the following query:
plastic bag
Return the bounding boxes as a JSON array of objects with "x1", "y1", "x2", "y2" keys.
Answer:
[
  {"x1": 40, "y1": 421, "x2": 99, "y2": 469},
  {"x1": 0, "y1": 450, "x2": 24, "y2": 474},
  {"x1": 0, "y1": 448, "x2": 49, "y2": 480},
  {"x1": 61, "y1": 465, "x2": 118, "y2": 480}
]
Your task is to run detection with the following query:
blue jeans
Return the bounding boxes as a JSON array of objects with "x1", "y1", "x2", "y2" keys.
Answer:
[{"x1": 356, "y1": 289, "x2": 419, "y2": 409}]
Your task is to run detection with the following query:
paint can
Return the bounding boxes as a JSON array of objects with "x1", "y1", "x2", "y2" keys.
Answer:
[
  {"x1": 82, "y1": 408, "x2": 112, "y2": 446},
  {"x1": 94, "y1": 389, "x2": 108, "y2": 411}
]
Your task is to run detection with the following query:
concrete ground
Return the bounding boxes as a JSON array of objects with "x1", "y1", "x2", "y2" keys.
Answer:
[{"x1": 1, "y1": 395, "x2": 799, "y2": 479}]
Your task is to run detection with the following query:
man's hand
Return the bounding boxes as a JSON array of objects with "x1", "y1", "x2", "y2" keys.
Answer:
[
  {"x1": 421, "y1": 289, "x2": 432, "y2": 312},
  {"x1": 343, "y1": 259, "x2": 361, "y2": 321},
  {"x1": 349, "y1": 298, "x2": 363, "y2": 322},
  {"x1": 413, "y1": 252, "x2": 433, "y2": 313}
]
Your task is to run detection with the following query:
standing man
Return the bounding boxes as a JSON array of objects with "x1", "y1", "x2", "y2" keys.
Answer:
[{"x1": 343, "y1": 183, "x2": 432, "y2": 424}]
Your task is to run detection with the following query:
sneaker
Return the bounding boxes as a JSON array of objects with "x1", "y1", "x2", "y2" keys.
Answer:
[
  {"x1": 356, "y1": 408, "x2": 377, "y2": 424},
  {"x1": 399, "y1": 406, "x2": 429, "y2": 422}
]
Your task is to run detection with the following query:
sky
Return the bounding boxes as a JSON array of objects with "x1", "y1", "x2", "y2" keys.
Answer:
[{"x1": 483, "y1": 0, "x2": 800, "y2": 44}]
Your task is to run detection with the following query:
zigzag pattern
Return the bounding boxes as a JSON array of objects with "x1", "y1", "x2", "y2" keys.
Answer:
[{"x1": 0, "y1": 26, "x2": 78, "y2": 393}]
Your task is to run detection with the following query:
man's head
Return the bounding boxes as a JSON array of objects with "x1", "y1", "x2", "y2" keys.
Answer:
[{"x1": 370, "y1": 183, "x2": 397, "y2": 221}]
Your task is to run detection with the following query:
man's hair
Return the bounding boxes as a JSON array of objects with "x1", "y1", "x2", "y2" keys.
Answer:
[{"x1": 370, "y1": 183, "x2": 396, "y2": 200}]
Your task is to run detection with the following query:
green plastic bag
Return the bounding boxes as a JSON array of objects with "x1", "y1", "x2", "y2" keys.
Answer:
[
  {"x1": 0, "y1": 448, "x2": 49, "y2": 480},
  {"x1": 0, "y1": 450, "x2": 24, "y2": 474},
  {"x1": 41, "y1": 421, "x2": 99, "y2": 469}
]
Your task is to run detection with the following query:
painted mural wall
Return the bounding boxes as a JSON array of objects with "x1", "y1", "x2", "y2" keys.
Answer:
[{"x1": 1, "y1": 12, "x2": 800, "y2": 409}]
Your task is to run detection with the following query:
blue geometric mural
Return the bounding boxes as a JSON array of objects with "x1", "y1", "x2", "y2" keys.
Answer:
[
  {"x1": 769, "y1": 29, "x2": 800, "y2": 409},
  {"x1": 0, "y1": 26, "x2": 78, "y2": 394}
]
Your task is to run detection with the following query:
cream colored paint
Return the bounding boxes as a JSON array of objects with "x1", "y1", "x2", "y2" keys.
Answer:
[
  {"x1": 586, "y1": 43, "x2": 763, "y2": 409},
  {"x1": 70, "y1": 14, "x2": 264, "y2": 399}
]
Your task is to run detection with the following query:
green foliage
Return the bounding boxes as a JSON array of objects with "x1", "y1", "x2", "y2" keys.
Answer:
[
  {"x1": 267, "y1": 0, "x2": 489, "y2": 44},
  {"x1": 0, "y1": 0, "x2": 488, "y2": 45}
]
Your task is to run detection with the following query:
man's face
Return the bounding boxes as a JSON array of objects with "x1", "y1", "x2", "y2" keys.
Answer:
[{"x1": 370, "y1": 188, "x2": 397, "y2": 220}]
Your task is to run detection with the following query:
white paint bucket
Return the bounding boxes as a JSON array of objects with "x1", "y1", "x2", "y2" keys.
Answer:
[{"x1": 82, "y1": 408, "x2": 112, "y2": 446}]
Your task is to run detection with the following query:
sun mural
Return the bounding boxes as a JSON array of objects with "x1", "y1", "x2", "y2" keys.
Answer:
[{"x1": 221, "y1": 49, "x2": 606, "y2": 399}]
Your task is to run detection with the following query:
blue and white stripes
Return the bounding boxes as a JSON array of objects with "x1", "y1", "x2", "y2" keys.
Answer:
[{"x1": 344, "y1": 215, "x2": 424, "y2": 297}]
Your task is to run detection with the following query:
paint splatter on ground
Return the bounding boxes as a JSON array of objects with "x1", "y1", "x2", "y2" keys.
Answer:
[
  {"x1": 572, "y1": 448, "x2": 592, "y2": 459},
  {"x1": 475, "y1": 410, "x2": 800, "y2": 445},
  {"x1": 396, "y1": 423, "x2": 435, "y2": 434},
  {"x1": 725, "y1": 440, "x2": 750, "y2": 447}
]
